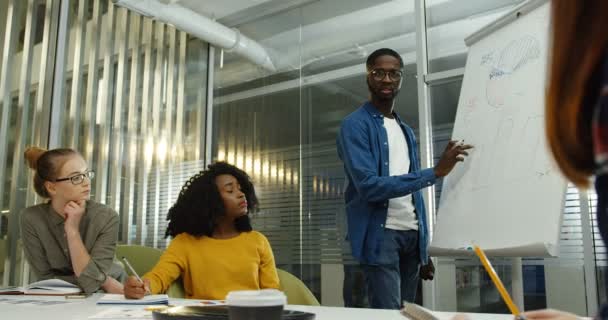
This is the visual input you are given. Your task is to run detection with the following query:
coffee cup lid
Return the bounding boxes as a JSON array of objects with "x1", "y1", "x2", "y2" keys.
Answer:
[{"x1": 225, "y1": 289, "x2": 287, "y2": 307}]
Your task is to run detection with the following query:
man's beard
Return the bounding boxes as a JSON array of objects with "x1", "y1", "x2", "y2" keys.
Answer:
[{"x1": 367, "y1": 80, "x2": 399, "y2": 101}]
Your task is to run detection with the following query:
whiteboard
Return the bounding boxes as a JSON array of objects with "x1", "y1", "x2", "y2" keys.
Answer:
[{"x1": 430, "y1": 0, "x2": 567, "y2": 257}]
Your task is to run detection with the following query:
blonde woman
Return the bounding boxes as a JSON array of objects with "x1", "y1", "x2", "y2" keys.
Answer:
[{"x1": 20, "y1": 147, "x2": 125, "y2": 294}]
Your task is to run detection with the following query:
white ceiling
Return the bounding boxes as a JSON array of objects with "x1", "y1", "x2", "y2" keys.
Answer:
[
  {"x1": 209, "y1": 0, "x2": 521, "y2": 86},
  {"x1": 171, "y1": 0, "x2": 275, "y2": 20},
  {"x1": 159, "y1": 0, "x2": 526, "y2": 135},
  {"x1": 167, "y1": 0, "x2": 525, "y2": 117}
]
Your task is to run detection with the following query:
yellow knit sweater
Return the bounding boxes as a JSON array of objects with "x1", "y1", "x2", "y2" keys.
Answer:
[{"x1": 143, "y1": 231, "x2": 280, "y2": 300}]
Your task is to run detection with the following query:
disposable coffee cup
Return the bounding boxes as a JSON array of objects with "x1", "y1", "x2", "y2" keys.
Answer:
[{"x1": 226, "y1": 289, "x2": 286, "y2": 320}]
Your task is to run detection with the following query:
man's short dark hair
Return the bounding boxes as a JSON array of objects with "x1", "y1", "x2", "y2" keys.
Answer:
[{"x1": 366, "y1": 48, "x2": 404, "y2": 70}]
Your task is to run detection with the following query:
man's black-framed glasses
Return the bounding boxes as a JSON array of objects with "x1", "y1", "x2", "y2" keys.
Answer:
[
  {"x1": 55, "y1": 170, "x2": 95, "y2": 185},
  {"x1": 369, "y1": 69, "x2": 403, "y2": 82}
]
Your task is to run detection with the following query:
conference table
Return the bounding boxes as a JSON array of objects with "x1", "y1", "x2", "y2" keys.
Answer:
[{"x1": 0, "y1": 294, "x2": 517, "y2": 320}]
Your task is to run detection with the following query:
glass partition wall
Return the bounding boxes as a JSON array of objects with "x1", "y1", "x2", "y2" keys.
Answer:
[
  {"x1": 0, "y1": 0, "x2": 604, "y2": 314},
  {"x1": 0, "y1": 0, "x2": 57, "y2": 286},
  {"x1": 212, "y1": 0, "x2": 424, "y2": 305},
  {"x1": 57, "y1": 0, "x2": 209, "y2": 249},
  {"x1": 0, "y1": 0, "x2": 210, "y2": 286}
]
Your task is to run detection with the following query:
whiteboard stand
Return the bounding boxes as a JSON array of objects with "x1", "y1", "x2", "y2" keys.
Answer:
[
  {"x1": 511, "y1": 257, "x2": 524, "y2": 311},
  {"x1": 430, "y1": 0, "x2": 567, "y2": 259}
]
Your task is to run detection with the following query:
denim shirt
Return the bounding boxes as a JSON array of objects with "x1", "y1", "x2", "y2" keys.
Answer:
[{"x1": 337, "y1": 101, "x2": 437, "y2": 265}]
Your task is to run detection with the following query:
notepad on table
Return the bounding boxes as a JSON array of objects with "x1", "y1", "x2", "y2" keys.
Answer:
[
  {"x1": 0, "y1": 279, "x2": 82, "y2": 295},
  {"x1": 97, "y1": 293, "x2": 169, "y2": 305},
  {"x1": 400, "y1": 302, "x2": 439, "y2": 320}
]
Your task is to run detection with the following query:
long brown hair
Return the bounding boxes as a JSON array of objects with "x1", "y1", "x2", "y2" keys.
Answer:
[
  {"x1": 24, "y1": 147, "x2": 78, "y2": 198},
  {"x1": 546, "y1": 0, "x2": 608, "y2": 188}
]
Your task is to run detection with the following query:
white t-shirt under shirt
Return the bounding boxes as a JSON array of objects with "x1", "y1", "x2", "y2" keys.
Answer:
[{"x1": 384, "y1": 117, "x2": 418, "y2": 231}]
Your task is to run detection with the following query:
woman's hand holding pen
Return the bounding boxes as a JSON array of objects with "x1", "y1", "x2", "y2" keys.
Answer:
[{"x1": 124, "y1": 276, "x2": 151, "y2": 299}]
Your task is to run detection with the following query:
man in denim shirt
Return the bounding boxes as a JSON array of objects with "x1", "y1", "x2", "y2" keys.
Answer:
[{"x1": 337, "y1": 48, "x2": 472, "y2": 309}]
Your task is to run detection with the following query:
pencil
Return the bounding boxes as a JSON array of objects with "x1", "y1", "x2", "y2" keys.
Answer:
[
  {"x1": 122, "y1": 256, "x2": 151, "y2": 295},
  {"x1": 121, "y1": 257, "x2": 143, "y2": 282},
  {"x1": 473, "y1": 246, "x2": 522, "y2": 317}
]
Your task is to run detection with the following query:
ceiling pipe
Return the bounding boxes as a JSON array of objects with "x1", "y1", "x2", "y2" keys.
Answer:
[
  {"x1": 214, "y1": 1, "x2": 512, "y2": 88},
  {"x1": 112, "y1": 0, "x2": 276, "y2": 72}
]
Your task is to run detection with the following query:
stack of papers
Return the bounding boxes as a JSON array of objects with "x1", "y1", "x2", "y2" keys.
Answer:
[
  {"x1": 0, "y1": 296, "x2": 81, "y2": 306},
  {"x1": 0, "y1": 279, "x2": 82, "y2": 295},
  {"x1": 89, "y1": 308, "x2": 153, "y2": 319},
  {"x1": 97, "y1": 294, "x2": 169, "y2": 305}
]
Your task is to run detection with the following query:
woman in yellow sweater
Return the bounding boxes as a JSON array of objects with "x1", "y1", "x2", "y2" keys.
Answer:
[{"x1": 124, "y1": 162, "x2": 280, "y2": 300}]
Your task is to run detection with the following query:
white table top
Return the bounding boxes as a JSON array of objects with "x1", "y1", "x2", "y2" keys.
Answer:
[{"x1": 0, "y1": 294, "x2": 516, "y2": 320}]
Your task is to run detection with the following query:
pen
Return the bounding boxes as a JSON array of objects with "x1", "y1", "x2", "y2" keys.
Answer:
[
  {"x1": 65, "y1": 294, "x2": 87, "y2": 299},
  {"x1": 121, "y1": 256, "x2": 150, "y2": 295},
  {"x1": 473, "y1": 246, "x2": 525, "y2": 320}
]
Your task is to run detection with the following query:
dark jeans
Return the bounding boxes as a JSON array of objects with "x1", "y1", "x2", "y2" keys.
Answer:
[
  {"x1": 343, "y1": 263, "x2": 368, "y2": 308},
  {"x1": 362, "y1": 229, "x2": 420, "y2": 309}
]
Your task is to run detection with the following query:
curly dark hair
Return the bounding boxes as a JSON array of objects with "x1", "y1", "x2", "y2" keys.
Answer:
[{"x1": 165, "y1": 162, "x2": 258, "y2": 238}]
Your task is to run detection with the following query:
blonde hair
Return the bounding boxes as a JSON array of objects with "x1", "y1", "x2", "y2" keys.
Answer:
[{"x1": 24, "y1": 147, "x2": 79, "y2": 198}]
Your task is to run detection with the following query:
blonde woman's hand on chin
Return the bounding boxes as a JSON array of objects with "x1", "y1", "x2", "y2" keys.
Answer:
[{"x1": 64, "y1": 200, "x2": 86, "y2": 233}]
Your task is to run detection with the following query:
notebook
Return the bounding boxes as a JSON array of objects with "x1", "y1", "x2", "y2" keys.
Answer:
[
  {"x1": 96, "y1": 293, "x2": 169, "y2": 305},
  {"x1": 401, "y1": 302, "x2": 439, "y2": 320},
  {"x1": 0, "y1": 279, "x2": 82, "y2": 295}
]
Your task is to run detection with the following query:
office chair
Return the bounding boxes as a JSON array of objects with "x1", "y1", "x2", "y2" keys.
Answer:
[{"x1": 276, "y1": 268, "x2": 320, "y2": 306}]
